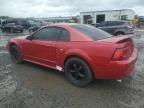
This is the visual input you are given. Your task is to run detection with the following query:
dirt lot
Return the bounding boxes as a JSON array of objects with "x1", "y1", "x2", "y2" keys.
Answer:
[{"x1": 0, "y1": 30, "x2": 144, "y2": 108}]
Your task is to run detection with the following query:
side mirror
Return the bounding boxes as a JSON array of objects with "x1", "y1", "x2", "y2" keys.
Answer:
[{"x1": 26, "y1": 35, "x2": 33, "y2": 40}]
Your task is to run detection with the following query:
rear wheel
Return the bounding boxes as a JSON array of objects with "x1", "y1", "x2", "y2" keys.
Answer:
[
  {"x1": 9, "y1": 45, "x2": 23, "y2": 64},
  {"x1": 64, "y1": 57, "x2": 93, "y2": 87},
  {"x1": 115, "y1": 32, "x2": 125, "y2": 36}
]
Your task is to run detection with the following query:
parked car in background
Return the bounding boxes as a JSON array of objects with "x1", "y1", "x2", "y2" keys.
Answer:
[
  {"x1": 1, "y1": 23, "x2": 23, "y2": 33},
  {"x1": 1, "y1": 20, "x2": 15, "y2": 29},
  {"x1": 19, "y1": 19, "x2": 31, "y2": 29},
  {"x1": 95, "y1": 21, "x2": 134, "y2": 36},
  {"x1": 7, "y1": 24, "x2": 137, "y2": 87},
  {"x1": 29, "y1": 24, "x2": 41, "y2": 33},
  {"x1": 1, "y1": 19, "x2": 32, "y2": 29},
  {"x1": 91, "y1": 23, "x2": 100, "y2": 27},
  {"x1": 0, "y1": 20, "x2": 1, "y2": 28}
]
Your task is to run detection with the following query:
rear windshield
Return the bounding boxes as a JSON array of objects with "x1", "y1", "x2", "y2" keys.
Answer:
[{"x1": 72, "y1": 24, "x2": 112, "y2": 40}]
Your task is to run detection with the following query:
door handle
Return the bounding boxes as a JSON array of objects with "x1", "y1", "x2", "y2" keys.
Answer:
[{"x1": 44, "y1": 44, "x2": 54, "y2": 47}]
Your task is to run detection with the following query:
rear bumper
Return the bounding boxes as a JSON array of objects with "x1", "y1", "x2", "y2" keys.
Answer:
[{"x1": 93, "y1": 48, "x2": 138, "y2": 80}]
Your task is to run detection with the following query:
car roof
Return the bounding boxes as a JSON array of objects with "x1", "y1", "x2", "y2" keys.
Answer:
[
  {"x1": 104, "y1": 20, "x2": 128, "y2": 23},
  {"x1": 44, "y1": 23, "x2": 79, "y2": 27}
]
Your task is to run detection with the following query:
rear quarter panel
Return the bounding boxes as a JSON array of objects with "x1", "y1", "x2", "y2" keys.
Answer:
[
  {"x1": 114, "y1": 26, "x2": 126, "y2": 34},
  {"x1": 56, "y1": 41, "x2": 116, "y2": 76}
]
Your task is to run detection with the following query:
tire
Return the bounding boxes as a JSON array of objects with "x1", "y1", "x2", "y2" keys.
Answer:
[
  {"x1": 64, "y1": 57, "x2": 93, "y2": 87},
  {"x1": 115, "y1": 32, "x2": 125, "y2": 36},
  {"x1": 9, "y1": 45, "x2": 23, "y2": 64}
]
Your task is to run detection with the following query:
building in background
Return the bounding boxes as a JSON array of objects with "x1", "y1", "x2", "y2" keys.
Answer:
[
  {"x1": 36, "y1": 16, "x2": 80, "y2": 24},
  {"x1": 139, "y1": 16, "x2": 144, "y2": 26},
  {"x1": 44, "y1": 17, "x2": 71, "y2": 23},
  {"x1": 80, "y1": 9, "x2": 135, "y2": 24}
]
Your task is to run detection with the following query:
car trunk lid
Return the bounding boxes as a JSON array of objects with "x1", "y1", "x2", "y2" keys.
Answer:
[{"x1": 98, "y1": 35, "x2": 134, "y2": 60}]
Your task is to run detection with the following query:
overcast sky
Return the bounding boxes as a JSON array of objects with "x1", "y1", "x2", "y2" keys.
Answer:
[{"x1": 0, "y1": 0, "x2": 144, "y2": 17}]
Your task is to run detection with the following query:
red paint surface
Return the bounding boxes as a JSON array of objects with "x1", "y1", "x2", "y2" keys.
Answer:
[{"x1": 7, "y1": 24, "x2": 138, "y2": 80}]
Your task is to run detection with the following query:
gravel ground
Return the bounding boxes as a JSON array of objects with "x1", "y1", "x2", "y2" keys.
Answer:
[{"x1": 0, "y1": 29, "x2": 144, "y2": 108}]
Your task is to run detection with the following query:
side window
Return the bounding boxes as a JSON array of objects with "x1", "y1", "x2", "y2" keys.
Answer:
[
  {"x1": 109, "y1": 21, "x2": 117, "y2": 26},
  {"x1": 33, "y1": 27, "x2": 61, "y2": 41},
  {"x1": 100, "y1": 21, "x2": 107, "y2": 27},
  {"x1": 117, "y1": 21, "x2": 125, "y2": 25},
  {"x1": 58, "y1": 29, "x2": 70, "y2": 41},
  {"x1": 121, "y1": 15, "x2": 128, "y2": 20}
]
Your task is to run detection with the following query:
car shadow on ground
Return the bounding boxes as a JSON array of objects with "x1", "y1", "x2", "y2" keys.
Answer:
[
  {"x1": 2, "y1": 50, "x2": 144, "y2": 108},
  {"x1": 13, "y1": 60, "x2": 132, "y2": 89}
]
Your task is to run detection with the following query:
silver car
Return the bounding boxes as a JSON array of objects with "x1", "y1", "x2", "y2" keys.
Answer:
[{"x1": 96, "y1": 21, "x2": 134, "y2": 36}]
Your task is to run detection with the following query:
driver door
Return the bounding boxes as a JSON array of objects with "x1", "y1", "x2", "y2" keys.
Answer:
[{"x1": 22, "y1": 27, "x2": 61, "y2": 68}]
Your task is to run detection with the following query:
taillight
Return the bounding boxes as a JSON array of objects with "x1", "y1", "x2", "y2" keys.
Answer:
[{"x1": 112, "y1": 47, "x2": 131, "y2": 60}]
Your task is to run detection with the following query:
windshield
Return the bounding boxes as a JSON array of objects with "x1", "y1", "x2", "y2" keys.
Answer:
[{"x1": 72, "y1": 24, "x2": 112, "y2": 40}]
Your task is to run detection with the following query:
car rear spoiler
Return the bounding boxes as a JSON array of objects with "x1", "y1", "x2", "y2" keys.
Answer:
[{"x1": 98, "y1": 35, "x2": 134, "y2": 44}]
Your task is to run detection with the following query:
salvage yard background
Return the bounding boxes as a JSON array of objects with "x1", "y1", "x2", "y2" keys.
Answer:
[{"x1": 0, "y1": 29, "x2": 144, "y2": 108}]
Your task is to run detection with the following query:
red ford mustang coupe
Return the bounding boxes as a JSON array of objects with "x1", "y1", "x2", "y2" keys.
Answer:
[{"x1": 7, "y1": 23, "x2": 138, "y2": 87}]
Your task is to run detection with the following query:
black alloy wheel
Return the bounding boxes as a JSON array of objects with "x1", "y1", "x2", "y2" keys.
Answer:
[
  {"x1": 9, "y1": 45, "x2": 23, "y2": 64},
  {"x1": 65, "y1": 57, "x2": 93, "y2": 87}
]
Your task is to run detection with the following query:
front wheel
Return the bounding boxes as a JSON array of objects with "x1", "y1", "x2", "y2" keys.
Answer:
[
  {"x1": 64, "y1": 57, "x2": 93, "y2": 87},
  {"x1": 9, "y1": 45, "x2": 23, "y2": 64}
]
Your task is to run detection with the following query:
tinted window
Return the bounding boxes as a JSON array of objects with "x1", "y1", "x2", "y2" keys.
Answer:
[
  {"x1": 117, "y1": 21, "x2": 125, "y2": 25},
  {"x1": 5, "y1": 23, "x2": 15, "y2": 27},
  {"x1": 72, "y1": 24, "x2": 112, "y2": 40},
  {"x1": 2, "y1": 21, "x2": 15, "y2": 25},
  {"x1": 100, "y1": 21, "x2": 108, "y2": 26},
  {"x1": 121, "y1": 15, "x2": 128, "y2": 20},
  {"x1": 33, "y1": 27, "x2": 61, "y2": 41},
  {"x1": 109, "y1": 21, "x2": 117, "y2": 26},
  {"x1": 58, "y1": 29, "x2": 70, "y2": 41}
]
